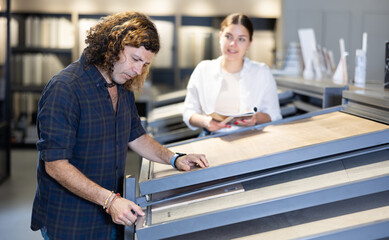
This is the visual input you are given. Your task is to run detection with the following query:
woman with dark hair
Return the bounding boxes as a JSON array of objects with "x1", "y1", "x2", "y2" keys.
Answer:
[
  {"x1": 31, "y1": 11, "x2": 208, "y2": 240},
  {"x1": 183, "y1": 13, "x2": 282, "y2": 136}
]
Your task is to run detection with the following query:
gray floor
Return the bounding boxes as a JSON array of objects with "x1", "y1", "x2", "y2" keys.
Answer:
[
  {"x1": 0, "y1": 149, "x2": 141, "y2": 240},
  {"x1": 0, "y1": 150, "x2": 42, "y2": 240}
]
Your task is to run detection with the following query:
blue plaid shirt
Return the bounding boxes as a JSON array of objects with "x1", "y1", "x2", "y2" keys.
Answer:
[{"x1": 31, "y1": 54, "x2": 145, "y2": 239}]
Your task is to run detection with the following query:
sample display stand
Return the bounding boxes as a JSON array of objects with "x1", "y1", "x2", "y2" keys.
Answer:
[
  {"x1": 146, "y1": 89, "x2": 201, "y2": 144},
  {"x1": 125, "y1": 89, "x2": 389, "y2": 240},
  {"x1": 146, "y1": 88, "x2": 295, "y2": 144},
  {"x1": 275, "y1": 76, "x2": 347, "y2": 112}
]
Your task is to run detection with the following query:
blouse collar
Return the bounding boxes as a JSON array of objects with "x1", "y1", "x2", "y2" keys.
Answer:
[{"x1": 216, "y1": 56, "x2": 250, "y2": 78}]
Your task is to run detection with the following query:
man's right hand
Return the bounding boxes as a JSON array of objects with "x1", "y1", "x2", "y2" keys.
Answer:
[{"x1": 109, "y1": 197, "x2": 145, "y2": 226}]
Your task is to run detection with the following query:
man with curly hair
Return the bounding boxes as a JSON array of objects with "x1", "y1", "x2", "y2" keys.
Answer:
[{"x1": 31, "y1": 11, "x2": 208, "y2": 240}]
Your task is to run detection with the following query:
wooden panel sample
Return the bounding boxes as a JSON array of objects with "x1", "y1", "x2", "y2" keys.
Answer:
[{"x1": 150, "y1": 112, "x2": 389, "y2": 179}]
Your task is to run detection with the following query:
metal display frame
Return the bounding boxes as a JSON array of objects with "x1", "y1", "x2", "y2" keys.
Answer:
[
  {"x1": 152, "y1": 89, "x2": 187, "y2": 108},
  {"x1": 275, "y1": 76, "x2": 347, "y2": 110},
  {"x1": 124, "y1": 177, "x2": 136, "y2": 239},
  {"x1": 342, "y1": 89, "x2": 389, "y2": 124},
  {"x1": 146, "y1": 74, "x2": 348, "y2": 145},
  {"x1": 134, "y1": 174, "x2": 389, "y2": 240},
  {"x1": 138, "y1": 106, "x2": 389, "y2": 196},
  {"x1": 300, "y1": 218, "x2": 389, "y2": 240},
  {"x1": 146, "y1": 88, "x2": 295, "y2": 144},
  {"x1": 124, "y1": 90, "x2": 389, "y2": 240}
]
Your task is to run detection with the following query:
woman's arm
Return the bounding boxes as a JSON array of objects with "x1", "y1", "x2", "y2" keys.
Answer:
[{"x1": 189, "y1": 113, "x2": 228, "y2": 132}]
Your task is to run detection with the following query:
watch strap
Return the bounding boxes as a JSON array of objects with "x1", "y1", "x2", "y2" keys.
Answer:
[{"x1": 170, "y1": 152, "x2": 187, "y2": 168}]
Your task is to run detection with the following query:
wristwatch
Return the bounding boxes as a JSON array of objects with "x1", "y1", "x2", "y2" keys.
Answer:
[{"x1": 170, "y1": 152, "x2": 187, "y2": 168}]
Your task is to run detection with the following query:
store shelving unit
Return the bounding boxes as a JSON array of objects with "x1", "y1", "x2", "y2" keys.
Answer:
[{"x1": 9, "y1": 12, "x2": 74, "y2": 147}]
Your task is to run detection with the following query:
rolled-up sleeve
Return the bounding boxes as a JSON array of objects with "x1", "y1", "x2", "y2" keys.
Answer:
[{"x1": 36, "y1": 80, "x2": 79, "y2": 162}]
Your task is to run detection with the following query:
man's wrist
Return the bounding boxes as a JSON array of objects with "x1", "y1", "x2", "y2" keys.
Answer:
[{"x1": 170, "y1": 153, "x2": 187, "y2": 168}]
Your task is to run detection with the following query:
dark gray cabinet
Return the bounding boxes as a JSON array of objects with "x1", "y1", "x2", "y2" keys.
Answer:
[{"x1": 0, "y1": 0, "x2": 11, "y2": 183}]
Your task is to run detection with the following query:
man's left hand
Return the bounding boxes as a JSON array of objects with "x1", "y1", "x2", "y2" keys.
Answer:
[{"x1": 175, "y1": 154, "x2": 208, "y2": 171}]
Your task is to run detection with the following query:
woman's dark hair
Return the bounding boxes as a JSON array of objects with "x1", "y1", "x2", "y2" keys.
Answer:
[
  {"x1": 220, "y1": 13, "x2": 254, "y2": 41},
  {"x1": 84, "y1": 11, "x2": 160, "y2": 91}
]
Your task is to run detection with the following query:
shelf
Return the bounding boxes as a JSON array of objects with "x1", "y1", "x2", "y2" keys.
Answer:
[
  {"x1": 0, "y1": 121, "x2": 8, "y2": 128},
  {"x1": 11, "y1": 12, "x2": 71, "y2": 18},
  {"x1": 150, "y1": 67, "x2": 175, "y2": 72},
  {"x1": 11, "y1": 84, "x2": 45, "y2": 92},
  {"x1": 78, "y1": 13, "x2": 108, "y2": 19},
  {"x1": 8, "y1": 11, "x2": 74, "y2": 151},
  {"x1": 150, "y1": 15, "x2": 175, "y2": 22},
  {"x1": 11, "y1": 47, "x2": 72, "y2": 54},
  {"x1": 250, "y1": 17, "x2": 277, "y2": 30},
  {"x1": 181, "y1": 15, "x2": 277, "y2": 30},
  {"x1": 11, "y1": 142, "x2": 37, "y2": 149},
  {"x1": 181, "y1": 16, "x2": 214, "y2": 27}
]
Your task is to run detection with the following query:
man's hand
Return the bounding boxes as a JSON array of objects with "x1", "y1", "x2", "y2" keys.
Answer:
[
  {"x1": 175, "y1": 154, "x2": 209, "y2": 171},
  {"x1": 109, "y1": 197, "x2": 145, "y2": 226}
]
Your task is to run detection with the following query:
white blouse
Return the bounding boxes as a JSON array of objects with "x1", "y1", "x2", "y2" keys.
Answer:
[
  {"x1": 214, "y1": 69, "x2": 241, "y2": 115},
  {"x1": 183, "y1": 56, "x2": 282, "y2": 131}
]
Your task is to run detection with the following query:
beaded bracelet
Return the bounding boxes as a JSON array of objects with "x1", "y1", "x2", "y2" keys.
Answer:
[
  {"x1": 103, "y1": 191, "x2": 114, "y2": 210},
  {"x1": 106, "y1": 193, "x2": 121, "y2": 214}
]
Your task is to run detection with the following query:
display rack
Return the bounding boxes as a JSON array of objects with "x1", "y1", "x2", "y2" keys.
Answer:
[
  {"x1": 9, "y1": 12, "x2": 74, "y2": 147},
  {"x1": 146, "y1": 88, "x2": 295, "y2": 145},
  {"x1": 124, "y1": 89, "x2": 389, "y2": 239},
  {"x1": 275, "y1": 75, "x2": 347, "y2": 113}
]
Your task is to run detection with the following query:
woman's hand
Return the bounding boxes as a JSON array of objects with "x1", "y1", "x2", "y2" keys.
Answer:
[
  {"x1": 234, "y1": 112, "x2": 271, "y2": 126},
  {"x1": 189, "y1": 114, "x2": 232, "y2": 132},
  {"x1": 234, "y1": 114, "x2": 256, "y2": 126},
  {"x1": 207, "y1": 118, "x2": 231, "y2": 132}
]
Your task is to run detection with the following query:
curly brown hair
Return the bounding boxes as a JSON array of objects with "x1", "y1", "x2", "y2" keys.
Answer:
[{"x1": 84, "y1": 11, "x2": 160, "y2": 91}]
